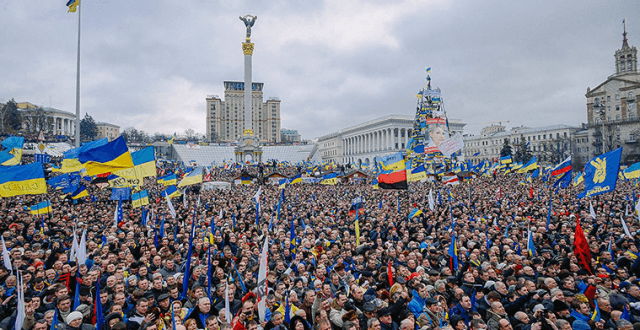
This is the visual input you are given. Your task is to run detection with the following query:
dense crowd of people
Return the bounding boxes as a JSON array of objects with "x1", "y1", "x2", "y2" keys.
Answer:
[{"x1": 0, "y1": 166, "x2": 639, "y2": 330}]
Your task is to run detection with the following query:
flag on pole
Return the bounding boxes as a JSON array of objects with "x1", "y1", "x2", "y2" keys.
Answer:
[
  {"x1": 224, "y1": 282, "x2": 232, "y2": 324},
  {"x1": 15, "y1": 273, "x2": 25, "y2": 330},
  {"x1": 95, "y1": 274, "x2": 104, "y2": 330},
  {"x1": 257, "y1": 235, "x2": 269, "y2": 322},
  {"x1": 76, "y1": 230, "x2": 87, "y2": 265},
  {"x1": 166, "y1": 195, "x2": 176, "y2": 219},
  {"x1": 589, "y1": 202, "x2": 597, "y2": 220},
  {"x1": 66, "y1": 0, "x2": 78, "y2": 12},
  {"x1": 1, "y1": 237, "x2": 12, "y2": 273},
  {"x1": 180, "y1": 212, "x2": 196, "y2": 300},
  {"x1": 574, "y1": 218, "x2": 592, "y2": 274},
  {"x1": 620, "y1": 215, "x2": 632, "y2": 237},
  {"x1": 428, "y1": 189, "x2": 435, "y2": 211}
]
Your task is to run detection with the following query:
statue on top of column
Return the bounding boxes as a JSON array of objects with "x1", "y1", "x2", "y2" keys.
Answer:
[{"x1": 239, "y1": 15, "x2": 257, "y2": 39}]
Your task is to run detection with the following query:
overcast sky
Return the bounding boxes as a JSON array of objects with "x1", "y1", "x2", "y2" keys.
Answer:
[{"x1": 1, "y1": 0, "x2": 638, "y2": 140}]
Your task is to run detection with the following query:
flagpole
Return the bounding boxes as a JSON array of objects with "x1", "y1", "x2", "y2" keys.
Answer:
[{"x1": 74, "y1": 0, "x2": 82, "y2": 148}]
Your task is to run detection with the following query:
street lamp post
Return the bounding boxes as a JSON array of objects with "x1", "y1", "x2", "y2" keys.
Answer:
[{"x1": 595, "y1": 102, "x2": 607, "y2": 153}]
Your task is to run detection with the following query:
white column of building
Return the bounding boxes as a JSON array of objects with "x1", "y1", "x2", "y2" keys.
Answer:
[
  {"x1": 384, "y1": 129, "x2": 389, "y2": 150},
  {"x1": 374, "y1": 131, "x2": 378, "y2": 152},
  {"x1": 364, "y1": 134, "x2": 367, "y2": 153}
]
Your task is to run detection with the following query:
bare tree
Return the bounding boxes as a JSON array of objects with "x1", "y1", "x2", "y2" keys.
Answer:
[
  {"x1": 23, "y1": 107, "x2": 53, "y2": 136},
  {"x1": 539, "y1": 136, "x2": 572, "y2": 165}
]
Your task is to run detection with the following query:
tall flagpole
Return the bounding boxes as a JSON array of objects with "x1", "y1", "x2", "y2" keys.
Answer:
[{"x1": 74, "y1": 0, "x2": 82, "y2": 147}]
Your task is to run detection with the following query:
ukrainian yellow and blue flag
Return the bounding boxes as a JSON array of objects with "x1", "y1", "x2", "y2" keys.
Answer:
[
  {"x1": 376, "y1": 152, "x2": 405, "y2": 171},
  {"x1": 289, "y1": 174, "x2": 302, "y2": 184},
  {"x1": 30, "y1": 200, "x2": 51, "y2": 215},
  {"x1": 518, "y1": 157, "x2": 538, "y2": 173},
  {"x1": 241, "y1": 176, "x2": 252, "y2": 184},
  {"x1": 158, "y1": 173, "x2": 177, "y2": 186},
  {"x1": 408, "y1": 165, "x2": 426, "y2": 182},
  {"x1": 500, "y1": 155, "x2": 512, "y2": 164},
  {"x1": 162, "y1": 185, "x2": 181, "y2": 199},
  {"x1": 0, "y1": 136, "x2": 24, "y2": 166},
  {"x1": 573, "y1": 171, "x2": 584, "y2": 186},
  {"x1": 78, "y1": 136, "x2": 134, "y2": 176},
  {"x1": 0, "y1": 163, "x2": 47, "y2": 197},
  {"x1": 320, "y1": 172, "x2": 338, "y2": 185},
  {"x1": 624, "y1": 162, "x2": 640, "y2": 180},
  {"x1": 131, "y1": 190, "x2": 149, "y2": 208},
  {"x1": 66, "y1": 0, "x2": 78, "y2": 12},
  {"x1": 168, "y1": 133, "x2": 176, "y2": 144},
  {"x1": 409, "y1": 208, "x2": 423, "y2": 218},
  {"x1": 114, "y1": 146, "x2": 156, "y2": 179},
  {"x1": 178, "y1": 167, "x2": 203, "y2": 188},
  {"x1": 70, "y1": 185, "x2": 88, "y2": 200}
]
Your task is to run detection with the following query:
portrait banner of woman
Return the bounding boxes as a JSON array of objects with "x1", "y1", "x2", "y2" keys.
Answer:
[{"x1": 424, "y1": 118, "x2": 449, "y2": 154}]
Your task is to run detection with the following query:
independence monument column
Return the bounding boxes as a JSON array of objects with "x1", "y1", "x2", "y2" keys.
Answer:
[
  {"x1": 235, "y1": 14, "x2": 262, "y2": 164},
  {"x1": 240, "y1": 14, "x2": 256, "y2": 136}
]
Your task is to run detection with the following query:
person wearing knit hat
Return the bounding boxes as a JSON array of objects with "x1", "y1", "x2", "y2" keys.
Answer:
[{"x1": 66, "y1": 311, "x2": 83, "y2": 325}]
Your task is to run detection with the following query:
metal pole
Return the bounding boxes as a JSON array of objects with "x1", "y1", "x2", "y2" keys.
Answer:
[
  {"x1": 74, "y1": 0, "x2": 82, "y2": 147},
  {"x1": 601, "y1": 107, "x2": 606, "y2": 153}
]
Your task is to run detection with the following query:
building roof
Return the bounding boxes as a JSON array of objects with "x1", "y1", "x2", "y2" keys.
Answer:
[
  {"x1": 464, "y1": 124, "x2": 579, "y2": 140},
  {"x1": 96, "y1": 122, "x2": 120, "y2": 128}
]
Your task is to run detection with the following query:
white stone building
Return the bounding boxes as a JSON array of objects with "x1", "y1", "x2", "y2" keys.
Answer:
[
  {"x1": 463, "y1": 124, "x2": 579, "y2": 165},
  {"x1": 17, "y1": 102, "x2": 76, "y2": 137}
]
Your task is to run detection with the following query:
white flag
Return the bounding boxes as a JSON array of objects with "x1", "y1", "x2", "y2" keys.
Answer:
[
  {"x1": 1, "y1": 237, "x2": 12, "y2": 273},
  {"x1": 257, "y1": 235, "x2": 269, "y2": 322},
  {"x1": 77, "y1": 230, "x2": 87, "y2": 266},
  {"x1": 635, "y1": 199, "x2": 640, "y2": 221},
  {"x1": 253, "y1": 187, "x2": 262, "y2": 202},
  {"x1": 589, "y1": 201, "x2": 597, "y2": 220},
  {"x1": 219, "y1": 209, "x2": 223, "y2": 220},
  {"x1": 621, "y1": 215, "x2": 632, "y2": 237},
  {"x1": 166, "y1": 195, "x2": 177, "y2": 219},
  {"x1": 113, "y1": 204, "x2": 119, "y2": 228},
  {"x1": 428, "y1": 189, "x2": 435, "y2": 211},
  {"x1": 224, "y1": 281, "x2": 232, "y2": 323},
  {"x1": 183, "y1": 191, "x2": 187, "y2": 208},
  {"x1": 69, "y1": 231, "x2": 79, "y2": 261},
  {"x1": 14, "y1": 273, "x2": 24, "y2": 330}
]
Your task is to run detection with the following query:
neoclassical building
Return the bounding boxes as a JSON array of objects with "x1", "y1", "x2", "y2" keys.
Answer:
[
  {"x1": 317, "y1": 115, "x2": 465, "y2": 165},
  {"x1": 16, "y1": 102, "x2": 76, "y2": 137},
  {"x1": 585, "y1": 26, "x2": 640, "y2": 163}
]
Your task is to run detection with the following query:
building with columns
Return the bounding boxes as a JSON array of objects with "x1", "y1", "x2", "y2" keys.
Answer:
[
  {"x1": 317, "y1": 115, "x2": 465, "y2": 165},
  {"x1": 16, "y1": 102, "x2": 76, "y2": 137},
  {"x1": 584, "y1": 25, "x2": 640, "y2": 164}
]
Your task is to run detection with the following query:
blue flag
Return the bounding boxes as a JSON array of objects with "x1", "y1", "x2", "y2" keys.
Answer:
[
  {"x1": 180, "y1": 211, "x2": 196, "y2": 300},
  {"x1": 581, "y1": 147, "x2": 622, "y2": 198},
  {"x1": 95, "y1": 275, "x2": 104, "y2": 330}
]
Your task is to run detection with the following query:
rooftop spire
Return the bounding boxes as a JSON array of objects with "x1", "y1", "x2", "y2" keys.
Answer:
[{"x1": 623, "y1": 18, "x2": 629, "y2": 49}]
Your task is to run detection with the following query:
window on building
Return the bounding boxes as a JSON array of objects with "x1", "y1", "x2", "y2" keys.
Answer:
[{"x1": 616, "y1": 94, "x2": 620, "y2": 100}]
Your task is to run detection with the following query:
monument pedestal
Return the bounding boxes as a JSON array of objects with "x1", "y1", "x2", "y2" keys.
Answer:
[{"x1": 235, "y1": 130, "x2": 262, "y2": 163}]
